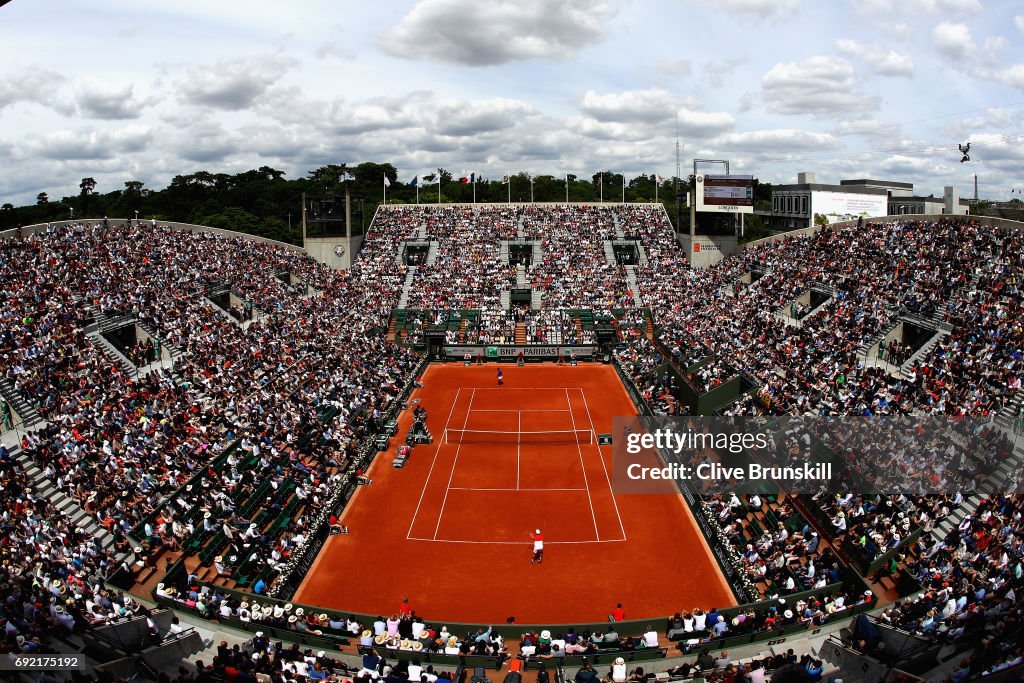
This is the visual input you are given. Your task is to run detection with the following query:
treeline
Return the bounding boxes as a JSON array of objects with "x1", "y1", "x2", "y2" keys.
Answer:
[{"x1": 0, "y1": 162, "x2": 773, "y2": 245}]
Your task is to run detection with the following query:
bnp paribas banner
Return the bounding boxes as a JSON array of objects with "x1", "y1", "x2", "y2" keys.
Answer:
[{"x1": 443, "y1": 346, "x2": 596, "y2": 359}]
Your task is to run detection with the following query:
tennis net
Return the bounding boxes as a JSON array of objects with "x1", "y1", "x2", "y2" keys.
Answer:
[{"x1": 444, "y1": 428, "x2": 594, "y2": 445}]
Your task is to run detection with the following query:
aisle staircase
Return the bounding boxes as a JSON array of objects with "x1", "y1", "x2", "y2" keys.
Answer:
[
  {"x1": 0, "y1": 377, "x2": 43, "y2": 432},
  {"x1": 396, "y1": 267, "x2": 417, "y2": 308},
  {"x1": 603, "y1": 241, "x2": 617, "y2": 265},
  {"x1": 624, "y1": 266, "x2": 644, "y2": 306},
  {"x1": 515, "y1": 324, "x2": 527, "y2": 344},
  {"x1": 13, "y1": 445, "x2": 119, "y2": 555}
]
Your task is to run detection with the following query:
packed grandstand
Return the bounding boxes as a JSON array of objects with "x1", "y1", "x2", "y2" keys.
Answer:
[{"x1": 1, "y1": 204, "x2": 1023, "y2": 683}]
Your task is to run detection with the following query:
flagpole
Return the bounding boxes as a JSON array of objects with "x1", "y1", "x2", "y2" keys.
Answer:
[
  {"x1": 565, "y1": 173, "x2": 568, "y2": 203},
  {"x1": 655, "y1": 174, "x2": 658, "y2": 204},
  {"x1": 438, "y1": 171, "x2": 441, "y2": 206},
  {"x1": 600, "y1": 175, "x2": 603, "y2": 204},
  {"x1": 622, "y1": 174, "x2": 625, "y2": 203},
  {"x1": 473, "y1": 175, "x2": 476, "y2": 204},
  {"x1": 508, "y1": 175, "x2": 511, "y2": 204},
  {"x1": 383, "y1": 176, "x2": 387, "y2": 205},
  {"x1": 416, "y1": 181, "x2": 419, "y2": 205}
]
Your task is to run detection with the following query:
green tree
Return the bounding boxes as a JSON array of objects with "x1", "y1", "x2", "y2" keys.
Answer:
[
  {"x1": 79, "y1": 177, "x2": 97, "y2": 214},
  {"x1": 36, "y1": 192, "x2": 48, "y2": 205}
]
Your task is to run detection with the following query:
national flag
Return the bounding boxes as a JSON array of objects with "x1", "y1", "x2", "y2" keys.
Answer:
[
  {"x1": 502, "y1": 175, "x2": 510, "y2": 184},
  {"x1": 410, "y1": 176, "x2": 419, "y2": 187},
  {"x1": 384, "y1": 176, "x2": 391, "y2": 187},
  {"x1": 597, "y1": 176, "x2": 603, "y2": 187},
  {"x1": 424, "y1": 175, "x2": 440, "y2": 185},
  {"x1": 657, "y1": 175, "x2": 664, "y2": 183},
  {"x1": 458, "y1": 173, "x2": 474, "y2": 184}
]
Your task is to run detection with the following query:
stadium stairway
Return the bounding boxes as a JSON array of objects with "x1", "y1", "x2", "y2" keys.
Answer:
[
  {"x1": 530, "y1": 289, "x2": 543, "y2": 310},
  {"x1": 500, "y1": 291, "x2": 511, "y2": 309},
  {"x1": 603, "y1": 240, "x2": 616, "y2": 265},
  {"x1": 516, "y1": 323, "x2": 527, "y2": 344},
  {"x1": 11, "y1": 444, "x2": 121, "y2": 556},
  {"x1": 994, "y1": 394, "x2": 1024, "y2": 434},
  {"x1": 898, "y1": 328, "x2": 950, "y2": 376},
  {"x1": 931, "y1": 424, "x2": 1024, "y2": 545},
  {"x1": 517, "y1": 215, "x2": 525, "y2": 238},
  {"x1": 613, "y1": 212, "x2": 624, "y2": 238},
  {"x1": 386, "y1": 315, "x2": 397, "y2": 341},
  {"x1": 137, "y1": 320, "x2": 183, "y2": 361},
  {"x1": 516, "y1": 265, "x2": 528, "y2": 288},
  {"x1": 624, "y1": 266, "x2": 644, "y2": 306},
  {"x1": 499, "y1": 241, "x2": 510, "y2": 264},
  {"x1": 88, "y1": 329, "x2": 140, "y2": 378},
  {"x1": 0, "y1": 377, "x2": 44, "y2": 433},
  {"x1": 459, "y1": 319, "x2": 468, "y2": 343},
  {"x1": 397, "y1": 267, "x2": 417, "y2": 308},
  {"x1": 426, "y1": 241, "x2": 439, "y2": 265}
]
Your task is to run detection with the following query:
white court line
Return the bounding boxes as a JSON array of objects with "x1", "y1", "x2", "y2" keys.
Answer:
[
  {"x1": 516, "y1": 410, "x2": 521, "y2": 490},
  {"x1": 406, "y1": 387, "x2": 462, "y2": 540},
  {"x1": 566, "y1": 388, "x2": 601, "y2": 541},
  {"x1": 472, "y1": 409, "x2": 571, "y2": 412},
  {"x1": 578, "y1": 387, "x2": 628, "y2": 541},
  {"x1": 448, "y1": 487, "x2": 587, "y2": 492},
  {"x1": 468, "y1": 387, "x2": 584, "y2": 390},
  {"x1": 408, "y1": 537, "x2": 627, "y2": 545},
  {"x1": 432, "y1": 388, "x2": 476, "y2": 540}
]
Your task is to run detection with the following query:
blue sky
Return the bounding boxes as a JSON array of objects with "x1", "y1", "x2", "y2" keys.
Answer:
[{"x1": 2, "y1": 0, "x2": 1023, "y2": 205}]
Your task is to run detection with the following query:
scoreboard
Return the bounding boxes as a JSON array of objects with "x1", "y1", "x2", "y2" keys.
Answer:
[{"x1": 696, "y1": 174, "x2": 754, "y2": 214}]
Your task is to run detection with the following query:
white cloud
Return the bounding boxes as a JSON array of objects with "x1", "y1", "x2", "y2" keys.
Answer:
[
  {"x1": 179, "y1": 54, "x2": 297, "y2": 110},
  {"x1": 0, "y1": 69, "x2": 73, "y2": 115},
  {"x1": 714, "y1": 128, "x2": 841, "y2": 153},
  {"x1": 676, "y1": 109, "x2": 736, "y2": 137},
  {"x1": 378, "y1": 0, "x2": 619, "y2": 66},
  {"x1": 832, "y1": 118, "x2": 901, "y2": 139},
  {"x1": 75, "y1": 78, "x2": 147, "y2": 120},
  {"x1": 933, "y1": 22, "x2": 975, "y2": 61},
  {"x1": 836, "y1": 39, "x2": 915, "y2": 77},
  {"x1": 20, "y1": 125, "x2": 153, "y2": 161},
  {"x1": 853, "y1": 0, "x2": 980, "y2": 15},
  {"x1": 433, "y1": 98, "x2": 534, "y2": 136},
  {"x1": 657, "y1": 59, "x2": 692, "y2": 79},
  {"x1": 696, "y1": 0, "x2": 801, "y2": 21},
  {"x1": 579, "y1": 89, "x2": 699, "y2": 124},
  {"x1": 1016, "y1": 15, "x2": 1024, "y2": 33},
  {"x1": 992, "y1": 64, "x2": 1024, "y2": 91},
  {"x1": 762, "y1": 56, "x2": 879, "y2": 115}
]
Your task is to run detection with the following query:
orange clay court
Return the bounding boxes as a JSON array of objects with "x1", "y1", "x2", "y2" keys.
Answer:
[{"x1": 294, "y1": 364, "x2": 735, "y2": 624}]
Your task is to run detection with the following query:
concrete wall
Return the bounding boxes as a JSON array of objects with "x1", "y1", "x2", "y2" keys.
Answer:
[
  {"x1": 677, "y1": 234, "x2": 737, "y2": 269},
  {"x1": 133, "y1": 324, "x2": 172, "y2": 362},
  {"x1": 305, "y1": 234, "x2": 364, "y2": 270},
  {"x1": 1, "y1": 219, "x2": 303, "y2": 251}
]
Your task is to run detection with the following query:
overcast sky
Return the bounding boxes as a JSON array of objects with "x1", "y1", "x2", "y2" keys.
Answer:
[{"x1": 2, "y1": 0, "x2": 1024, "y2": 206}]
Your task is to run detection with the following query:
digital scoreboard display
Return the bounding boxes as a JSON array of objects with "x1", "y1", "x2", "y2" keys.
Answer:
[{"x1": 701, "y1": 175, "x2": 754, "y2": 208}]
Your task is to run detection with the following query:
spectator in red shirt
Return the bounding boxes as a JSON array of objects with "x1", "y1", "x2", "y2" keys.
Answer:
[{"x1": 611, "y1": 603, "x2": 625, "y2": 622}]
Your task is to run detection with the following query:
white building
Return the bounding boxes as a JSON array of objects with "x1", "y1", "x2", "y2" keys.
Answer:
[{"x1": 766, "y1": 173, "x2": 969, "y2": 230}]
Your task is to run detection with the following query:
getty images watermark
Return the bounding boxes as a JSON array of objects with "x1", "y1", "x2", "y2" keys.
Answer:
[{"x1": 610, "y1": 415, "x2": 999, "y2": 495}]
